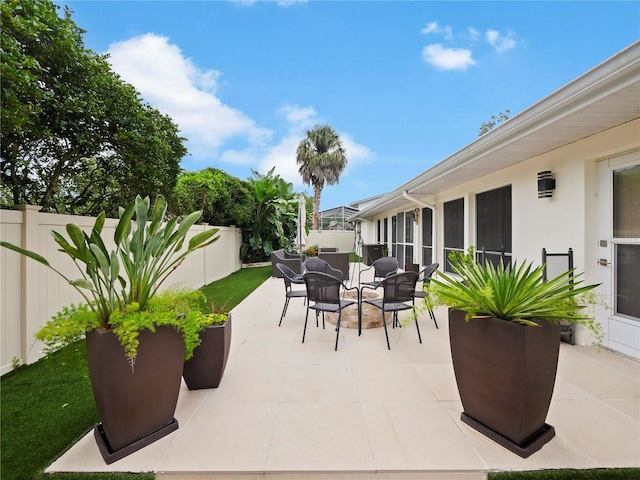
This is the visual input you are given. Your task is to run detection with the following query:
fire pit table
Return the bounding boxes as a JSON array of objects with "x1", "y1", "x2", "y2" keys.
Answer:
[{"x1": 325, "y1": 290, "x2": 392, "y2": 330}]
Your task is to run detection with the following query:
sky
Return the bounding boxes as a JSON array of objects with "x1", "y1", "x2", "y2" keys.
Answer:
[{"x1": 58, "y1": 0, "x2": 639, "y2": 210}]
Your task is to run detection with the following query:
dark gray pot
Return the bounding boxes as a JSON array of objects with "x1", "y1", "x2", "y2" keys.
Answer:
[
  {"x1": 449, "y1": 309, "x2": 560, "y2": 457},
  {"x1": 86, "y1": 326, "x2": 185, "y2": 464},
  {"x1": 183, "y1": 314, "x2": 232, "y2": 390}
]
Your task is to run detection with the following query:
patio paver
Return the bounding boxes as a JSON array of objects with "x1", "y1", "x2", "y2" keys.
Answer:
[{"x1": 47, "y1": 265, "x2": 640, "y2": 479}]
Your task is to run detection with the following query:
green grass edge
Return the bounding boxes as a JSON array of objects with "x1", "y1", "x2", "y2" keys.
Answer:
[{"x1": 489, "y1": 468, "x2": 640, "y2": 479}]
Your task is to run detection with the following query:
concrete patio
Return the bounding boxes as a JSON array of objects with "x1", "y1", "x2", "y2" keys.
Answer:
[{"x1": 48, "y1": 265, "x2": 640, "y2": 479}]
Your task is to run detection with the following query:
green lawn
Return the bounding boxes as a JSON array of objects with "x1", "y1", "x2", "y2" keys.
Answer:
[
  {"x1": 0, "y1": 266, "x2": 270, "y2": 480},
  {"x1": 199, "y1": 265, "x2": 271, "y2": 311},
  {"x1": 489, "y1": 469, "x2": 640, "y2": 479}
]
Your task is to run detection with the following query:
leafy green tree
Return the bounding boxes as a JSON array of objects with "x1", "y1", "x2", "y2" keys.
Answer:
[
  {"x1": 1, "y1": 0, "x2": 186, "y2": 215},
  {"x1": 296, "y1": 124, "x2": 348, "y2": 229},
  {"x1": 172, "y1": 168, "x2": 254, "y2": 227},
  {"x1": 478, "y1": 109, "x2": 511, "y2": 136},
  {"x1": 241, "y1": 168, "x2": 299, "y2": 263}
]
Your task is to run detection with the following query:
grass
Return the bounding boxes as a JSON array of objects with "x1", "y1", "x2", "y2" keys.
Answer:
[
  {"x1": 200, "y1": 265, "x2": 271, "y2": 311},
  {"x1": 489, "y1": 469, "x2": 640, "y2": 479},
  {"x1": 1, "y1": 266, "x2": 270, "y2": 480}
]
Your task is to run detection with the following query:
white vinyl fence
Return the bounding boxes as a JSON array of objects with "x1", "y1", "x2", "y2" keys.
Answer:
[
  {"x1": 0, "y1": 206, "x2": 242, "y2": 374},
  {"x1": 306, "y1": 230, "x2": 357, "y2": 254}
]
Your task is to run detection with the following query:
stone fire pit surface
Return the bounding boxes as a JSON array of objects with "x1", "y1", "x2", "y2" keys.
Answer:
[{"x1": 326, "y1": 290, "x2": 393, "y2": 329}]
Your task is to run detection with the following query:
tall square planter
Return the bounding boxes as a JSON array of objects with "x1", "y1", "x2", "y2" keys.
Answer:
[
  {"x1": 449, "y1": 309, "x2": 560, "y2": 457},
  {"x1": 183, "y1": 314, "x2": 232, "y2": 390},
  {"x1": 86, "y1": 325, "x2": 185, "y2": 464}
]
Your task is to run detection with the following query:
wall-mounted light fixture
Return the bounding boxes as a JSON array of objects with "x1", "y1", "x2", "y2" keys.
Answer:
[
  {"x1": 414, "y1": 207, "x2": 420, "y2": 224},
  {"x1": 537, "y1": 171, "x2": 556, "y2": 198}
]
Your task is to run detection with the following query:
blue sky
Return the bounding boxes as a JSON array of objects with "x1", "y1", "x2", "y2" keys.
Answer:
[{"x1": 60, "y1": 1, "x2": 639, "y2": 210}]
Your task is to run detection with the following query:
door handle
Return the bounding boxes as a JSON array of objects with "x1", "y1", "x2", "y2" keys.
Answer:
[{"x1": 598, "y1": 258, "x2": 610, "y2": 266}]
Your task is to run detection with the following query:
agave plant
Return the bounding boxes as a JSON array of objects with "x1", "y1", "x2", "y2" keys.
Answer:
[
  {"x1": 1, "y1": 195, "x2": 219, "y2": 342},
  {"x1": 428, "y1": 253, "x2": 601, "y2": 330}
]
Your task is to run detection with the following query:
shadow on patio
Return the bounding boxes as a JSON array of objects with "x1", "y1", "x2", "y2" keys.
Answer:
[{"x1": 48, "y1": 265, "x2": 640, "y2": 479}]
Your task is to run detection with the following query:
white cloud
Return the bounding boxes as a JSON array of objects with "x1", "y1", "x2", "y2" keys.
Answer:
[
  {"x1": 340, "y1": 134, "x2": 373, "y2": 167},
  {"x1": 230, "y1": 0, "x2": 307, "y2": 7},
  {"x1": 468, "y1": 27, "x2": 480, "y2": 41},
  {"x1": 106, "y1": 33, "x2": 272, "y2": 161},
  {"x1": 276, "y1": 0, "x2": 307, "y2": 6},
  {"x1": 420, "y1": 21, "x2": 439, "y2": 35},
  {"x1": 258, "y1": 135, "x2": 302, "y2": 185},
  {"x1": 422, "y1": 44, "x2": 475, "y2": 71},
  {"x1": 420, "y1": 21, "x2": 453, "y2": 40},
  {"x1": 221, "y1": 104, "x2": 318, "y2": 182},
  {"x1": 278, "y1": 104, "x2": 318, "y2": 132},
  {"x1": 486, "y1": 29, "x2": 516, "y2": 53}
]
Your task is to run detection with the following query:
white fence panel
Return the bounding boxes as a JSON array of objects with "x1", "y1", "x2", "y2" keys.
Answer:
[
  {"x1": 306, "y1": 230, "x2": 357, "y2": 253},
  {"x1": 1, "y1": 210, "x2": 23, "y2": 375}
]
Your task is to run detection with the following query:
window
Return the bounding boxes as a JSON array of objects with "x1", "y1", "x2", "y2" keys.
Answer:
[
  {"x1": 396, "y1": 213, "x2": 404, "y2": 267},
  {"x1": 391, "y1": 215, "x2": 397, "y2": 258},
  {"x1": 422, "y1": 207, "x2": 433, "y2": 265},
  {"x1": 444, "y1": 198, "x2": 464, "y2": 273},
  {"x1": 383, "y1": 218, "x2": 389, "y2": 248},
  {"x1": 394, "y1": 210, "x2": 414, "y2": 268},
  {"x1": 376, "y1": 219, "x2": 382, "y2": 243},
  {"x1": 476, "y1": 186, "x2": 512, "y2": 267},
  {"x1": 613, "y1": 165, "x2": 640, "y2": 319}
]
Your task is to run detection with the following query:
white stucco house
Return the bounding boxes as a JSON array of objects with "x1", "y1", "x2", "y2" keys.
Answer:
[{"x1": 350, "y1": 41, "x2": 640, "y2": 359}]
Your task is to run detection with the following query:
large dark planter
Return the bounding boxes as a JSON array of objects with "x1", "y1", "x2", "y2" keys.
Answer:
[
  {"x1": 183, "y1": 314, "x2": 232, "y2": 390},
  {"x1": 86, "y1": 326, "x2": 185, "y2": 464},
  {"x1": 449, "y1": 309, "x2": 560, "y2": 458}
]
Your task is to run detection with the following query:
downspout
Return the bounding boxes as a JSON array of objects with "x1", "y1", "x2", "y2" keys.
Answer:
[
  {"x1": 402, "y1": 189, "x2": 434, "y2": 209},
  {"x1": 402, "y1": 190, "x2": 437, "y2": 266}
]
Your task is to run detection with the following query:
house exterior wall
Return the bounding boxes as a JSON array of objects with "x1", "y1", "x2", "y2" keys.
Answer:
[
  {"x1": 362, "y1": 119, "x2": 640, "y2": 347},
  {"x1": 0, "y1": 208, "x2": 242, "y2": 374}
]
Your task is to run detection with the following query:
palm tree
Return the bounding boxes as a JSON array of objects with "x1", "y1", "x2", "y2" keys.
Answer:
[{"x1": 296, "y1": 124, "x2": 348, "y2": 229}]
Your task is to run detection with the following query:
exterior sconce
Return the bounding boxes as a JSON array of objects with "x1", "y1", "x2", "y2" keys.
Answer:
[
  {"x1": 414, "y1": 207, "x2": 420, "y2": 224},
  {"x1": 537, "y1": 171, "x2": 556, "y2": 198}
]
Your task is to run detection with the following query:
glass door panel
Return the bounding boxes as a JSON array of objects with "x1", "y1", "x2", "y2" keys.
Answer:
[{"x1": 616, "y1": 244, "x2": 640, "y2": 319}]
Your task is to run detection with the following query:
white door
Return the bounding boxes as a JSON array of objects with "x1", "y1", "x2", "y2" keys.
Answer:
[{"x1": 597, "y1": 151, "x2": 640, "y2": 359}]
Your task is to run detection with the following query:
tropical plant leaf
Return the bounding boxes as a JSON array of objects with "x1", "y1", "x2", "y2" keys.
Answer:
[
  {"x1": 188, "y1": 229, "x2": 219, "y2": 251},
  {"x1": 115, "y1": 199, "x2": 136, "y2": 245},
  {"x1": 51, "y1": 231, "x2": 82, "y2": 260},
  {"x1": 148, "y1": 194, "x2": 166, "y2": 235},
  {"x1": 69, "y1": 279, "x2": 95, "y2": 290},
  {"x1": 66, "y1": 224, "x2": 86, "y2": 254},
  {"x1": 0, "y1": 241, "x2": 51, "y2": 266},
  {"x1": 93, "y1": 211, "x2": 106, "y2": 235}
]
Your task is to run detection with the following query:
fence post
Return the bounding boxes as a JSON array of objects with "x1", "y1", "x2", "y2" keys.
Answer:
[{"x1": 14, "y1": 205, "x2": 43, "y2": 364}]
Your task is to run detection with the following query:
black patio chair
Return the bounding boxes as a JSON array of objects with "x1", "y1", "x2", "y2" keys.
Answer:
[
  {"x1": 362, "y1": 271, "x2": 419, "y2": 350},
  {"x1": 359, "y1": 257, "x2": 399, "y2": 288},
  {"x1": 275, "y1": 263, "x2": 306, "y2": 327},
  {"x1": 303, "y1": 272, "x2": 359, "y2": 351},
  {"x1": 304, "y1": 257, "x2": 344, "y2": 281},
  {"x1": 413, "y1": 263, "x2": 439, "y2": 328}
]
